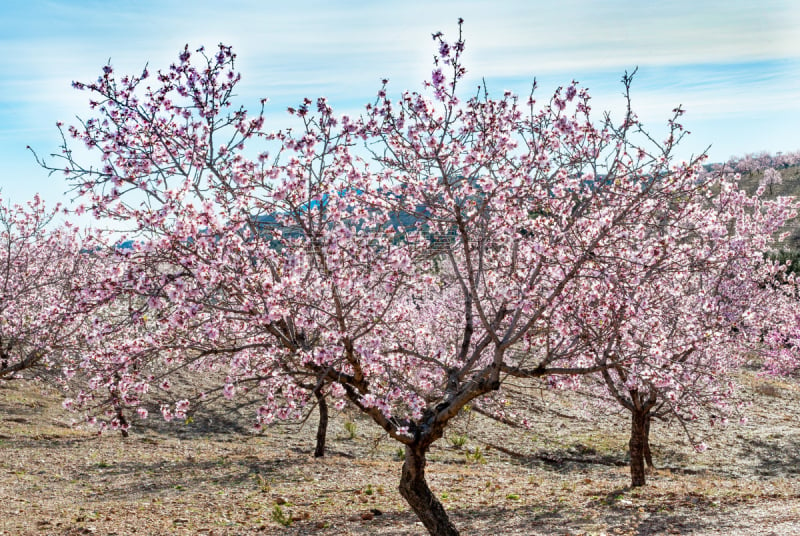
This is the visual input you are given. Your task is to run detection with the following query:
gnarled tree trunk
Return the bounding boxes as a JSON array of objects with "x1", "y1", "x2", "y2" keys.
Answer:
[
  {"x1": 313, "y1": 385, "x2": 328, "y2": 458},
  {"x1": 399, "y1": 444, "x2": 459, "y2": 536}
]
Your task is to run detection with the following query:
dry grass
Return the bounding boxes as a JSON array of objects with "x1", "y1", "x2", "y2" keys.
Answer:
[{"x1": 1, "y1": 371, "x2": 799, "y2": 535}]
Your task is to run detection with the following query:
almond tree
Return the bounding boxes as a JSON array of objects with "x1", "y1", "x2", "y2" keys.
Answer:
[
  {"x1": 721, "y1": 151, "x2": 800, "y2": 175},
  {"x1": 573, "y1": 179, "x2": 796, "y2": 485},
  {"x1": 760, "y1": 167, "x2": 783, "y2": 196},
  {"x1": 39, "y1": 44, "x2": 413, "y2": 453},
  {"x1": 0, "y1": 195, "x2": 92, "y2": 383},
  {"x1": 39, "y1": 26, "x2": 798, "y2": 535}
]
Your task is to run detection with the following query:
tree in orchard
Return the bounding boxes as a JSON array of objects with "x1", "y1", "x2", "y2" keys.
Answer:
[
  {"x1": 66, "y1": 240, "x2": 345, "y2": 450},
  {"x1": 41, "y1": 23, "x2": 784, "y2": 534},
  {"x1": 760, "y1": 167, "x2": 783, "y2": 196},
  {"x1": 721, "y1": 151, "x2": 800, "y2": 175},
  {"x1": 0, "y1": 195, "x2": 93, "y2": 383},
  {"x1": 561, "y1": 173, "x2": 798, "y2": 485},
  {"x1": 38, "y1": 43, "x2": 414, "y2": 455}
]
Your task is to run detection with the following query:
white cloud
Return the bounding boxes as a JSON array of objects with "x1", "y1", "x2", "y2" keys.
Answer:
[{"x1": 1, "y1": 0, "x2": 799, "y2": 203}]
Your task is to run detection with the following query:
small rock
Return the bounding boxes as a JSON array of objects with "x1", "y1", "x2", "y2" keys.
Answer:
[
  {"x1": 360, "y1": 512, "x2": 374, "y2": 521},
  {"x1": 274, "y1": 496, "x2": 287, "y2": 505}
]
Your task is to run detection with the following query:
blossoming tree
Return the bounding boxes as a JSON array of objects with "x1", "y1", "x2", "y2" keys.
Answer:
[
  {"x1": 42, "y1": 25, "x2": 798, "y2": 535},
  {"x1": 569, "y1": 177, "x2": 796, "y2": 485},
  {"x1": 0, "y1": 195, "x2": 93, "y2": 383}
]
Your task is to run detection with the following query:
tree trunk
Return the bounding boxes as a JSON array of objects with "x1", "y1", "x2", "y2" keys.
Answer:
[
  {"x1": 629, "y1": 409, "x2": 647, "y2": 487},
  {"x1": 313, "y1": 387, "x2": 328, "y2": 458},
  {"x1": 399, "y1": 444, "x2": 459, "y2": 536},
  {"x1": 643, "y1": 413, "x2": 654, "y2": 469},
  {"x1": 116, "y1": 404, "x2": 129, "y2": 438}
]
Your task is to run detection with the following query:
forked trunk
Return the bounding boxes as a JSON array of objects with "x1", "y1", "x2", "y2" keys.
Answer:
[
  {"x1": 313, "y1": 387, "x2": 328, "y2": 458},
  {"x1": 629, "y1": 408, "x2": 648, "y2": 487},
  {"x1": 399, "y1": 444, "x2": 459, "y2": 536},
  {"x1": 643, "y1": 412, "x2": 654, "y2": 469}
]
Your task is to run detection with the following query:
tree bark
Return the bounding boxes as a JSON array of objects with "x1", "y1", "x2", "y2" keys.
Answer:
[
  {"x1": 629, "y1": 408, "x2": 647, "y2": 487},
  {"x1": 115, "y1": 404, "x2": 129, "y2": 438},
  {"x1": 643, "y1": 412, "x2": 654, "y2": 469},
  {"x1": 313, "y1": 386, "x2": 328, "y2": 458},
  {"x1": 399, "y1": 444, "x2": 459, "y2": 536}
]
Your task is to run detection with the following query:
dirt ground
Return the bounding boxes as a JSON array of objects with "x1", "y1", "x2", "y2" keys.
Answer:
[{"x1": 1, "y1": 370, "x2": 799, "y2": 536}]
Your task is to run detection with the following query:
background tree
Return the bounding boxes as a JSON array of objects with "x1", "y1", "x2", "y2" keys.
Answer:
[
  {"x1": 760, "y1": 167, "x2": 783, "y2": 196},
  {"x1": 560, "y1": 169, "x2": 798, "y2": 485},
  {"x1": 0, "y1": 195, "x2": 93, "y2": 383}
]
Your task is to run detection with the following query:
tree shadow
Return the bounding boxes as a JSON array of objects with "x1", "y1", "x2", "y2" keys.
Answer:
[
  {"x1": 738, "y1": 433, "x2": 800, "y2": 477},
  {"x1": 62, "y1": 450, "x2": 301, "y2": 502},
  {"x1": 302, "y1": 500, "x2": 721, "y2": 536},
  {"x1": 481, "y1": 439, "x2": 628, "y2": 474}
]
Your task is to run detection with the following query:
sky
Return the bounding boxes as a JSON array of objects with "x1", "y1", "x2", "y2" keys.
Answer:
[{"x1": 1, "y1": 0, "x2": 799, "y2": 208}]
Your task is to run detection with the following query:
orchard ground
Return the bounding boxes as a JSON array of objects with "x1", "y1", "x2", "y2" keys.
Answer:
[{"x1": 1, "y1": 370, "x2": 799, "y2": 536}]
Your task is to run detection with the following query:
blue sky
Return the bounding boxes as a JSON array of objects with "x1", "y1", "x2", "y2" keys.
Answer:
[{"x1": 2, "y1": 0, "x2": 799, "y2": 207}]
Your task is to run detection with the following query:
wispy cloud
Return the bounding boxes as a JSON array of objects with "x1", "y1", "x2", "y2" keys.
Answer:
[{"x1": 1, "y1": 0, "x2": 799, "y2": 202}]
